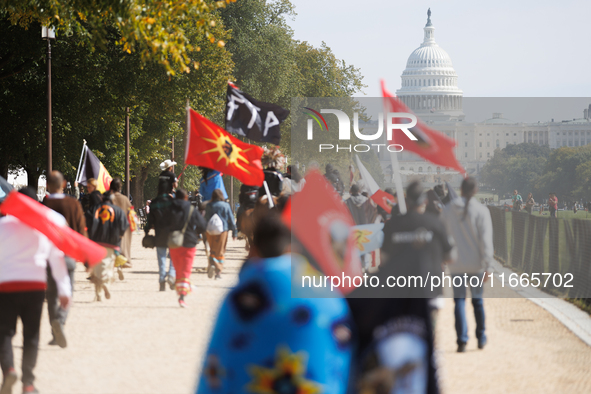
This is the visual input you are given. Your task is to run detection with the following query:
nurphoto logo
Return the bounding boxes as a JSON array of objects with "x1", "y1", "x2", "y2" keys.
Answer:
[{"x1": 303, "y1": 108, "x2": 419, "y2": 153}]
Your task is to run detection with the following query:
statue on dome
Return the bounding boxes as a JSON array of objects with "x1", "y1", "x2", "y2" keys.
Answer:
[{"x1": 427, "y1": 8, "x2": 431, "y2": 20}]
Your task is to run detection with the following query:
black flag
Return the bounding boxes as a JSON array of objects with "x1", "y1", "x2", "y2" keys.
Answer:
[{"x1": 225, "y1": 82, "x2": 290, "y2": 145}]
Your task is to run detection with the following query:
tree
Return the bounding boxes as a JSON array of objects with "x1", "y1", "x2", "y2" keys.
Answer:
[
  {"x1": 480, "y1": 143, "x2": 550, "y2": 197},
  {"x1": 1, "y1": 0, "x2": 235, "y2": 75},
  {"x1": 0, "y1": 14, "x2": 233, "y2": 202}
]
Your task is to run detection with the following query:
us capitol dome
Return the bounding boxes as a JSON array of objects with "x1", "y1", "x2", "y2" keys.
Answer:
[
  {"x1": 396, "y1": 8, "x2": 464, "y2": 121},
  {"x1": 374, "y1": 8, "x2": 591, "y2": 186}
]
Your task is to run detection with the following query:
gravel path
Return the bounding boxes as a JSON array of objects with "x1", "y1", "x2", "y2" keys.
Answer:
[{"x1": 7, "y1": 234, "x2": 591, "y2": 393}]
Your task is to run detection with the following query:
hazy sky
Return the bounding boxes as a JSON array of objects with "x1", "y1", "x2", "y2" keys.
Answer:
[{"x1": 287, "y1": 0, "x2": 591, "y2": 98}]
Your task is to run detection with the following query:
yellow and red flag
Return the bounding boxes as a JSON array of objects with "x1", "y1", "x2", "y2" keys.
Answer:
[
  {"x1": 185, "y1": 109, "x2": 265, "y2": 186},
  {"x1": 78, "y1": 146, "x2": 113, "y2": 193}
]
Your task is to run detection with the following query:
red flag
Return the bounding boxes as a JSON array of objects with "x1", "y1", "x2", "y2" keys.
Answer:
[
  {"x1": 281, "y1": 197, "x2": 291, "y2": 229},
  {"x1": 291, "y1": 171, "x2": 362, "y2": 294},
  {"x1": 185, "y1": 109, "x2": 265, "y2": 186},
  {"x1": 0, "y1": 191, "x2": 106, "y2": 266},
  {"x1": 371, "y1": 189, "x2": 395, "y2": 214},
  {"x1": 381, "y1": 80, "x2": 465, "y2": 174}
]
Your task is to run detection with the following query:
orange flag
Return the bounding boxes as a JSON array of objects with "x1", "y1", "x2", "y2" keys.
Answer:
[{"x1": 185, "y1": 109, "x2": 265, "y2": 186}]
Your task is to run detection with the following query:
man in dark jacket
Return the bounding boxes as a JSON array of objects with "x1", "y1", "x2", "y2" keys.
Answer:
[
  {"x1": 168, "y1": 189, "x2": 207, "y2": 307},
  {"x1": 145, "y1": 179, "x2": 176, "y2": 291},
  {"x1": 87, "y1": 198, "x2": 129, "y2": 301},
  {"x1": 42, "y1": 171, "x2": 87, "y2": 347},
  {"x1": 236, "y1": 184, "x2": 259, "y2": 232}
]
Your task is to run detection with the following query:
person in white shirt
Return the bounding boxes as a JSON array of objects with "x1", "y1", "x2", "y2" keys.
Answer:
[{"x1": 0, "y1": 188, "x2": 71, "y2": 394}]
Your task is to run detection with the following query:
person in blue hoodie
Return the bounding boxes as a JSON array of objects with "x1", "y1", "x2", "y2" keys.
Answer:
[
  {"x1": 196, "y1": 215, "x2": 353, "y2": 394},
  {"x1": 199, "y1": 168, "x2": 228, "y2": 202}
]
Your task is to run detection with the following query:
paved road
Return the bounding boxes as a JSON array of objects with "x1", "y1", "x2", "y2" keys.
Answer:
[{"x1": 8, "y1": 234, "x2": 591, "y2": 393}]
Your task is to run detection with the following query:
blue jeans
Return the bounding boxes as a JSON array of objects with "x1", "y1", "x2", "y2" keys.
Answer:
[
  {"x1": 156, "y1": 247, "x2": 175, "y2": 283},
  {"x1": 452, "y1": 274, "x2": 486, "y2": 345}
]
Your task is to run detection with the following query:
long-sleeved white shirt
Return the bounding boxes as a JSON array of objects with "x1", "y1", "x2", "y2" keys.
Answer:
[{"x1": 0, "y1": 216, "x2": 72, "y2": 296}]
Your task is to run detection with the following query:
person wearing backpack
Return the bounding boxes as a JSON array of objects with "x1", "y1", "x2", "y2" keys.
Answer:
[
  {"x1": 168, "y1": 189, "x2": 206, "y2": 308},
  {"x1": 205, "y1": 189, "x2": 237, "y2": 280}
]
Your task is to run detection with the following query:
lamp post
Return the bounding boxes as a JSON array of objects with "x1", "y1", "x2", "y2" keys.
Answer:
[
  {"x1": 125, "y1": 107, "x2": 130, "y2": 197},
  {"x1": 42, "y1": 26, "x2": 56, "y2": 175}
]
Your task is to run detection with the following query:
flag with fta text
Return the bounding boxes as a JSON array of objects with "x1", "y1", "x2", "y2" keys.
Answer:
[
  {"x1": 0, "y1": 191, "x2": 106, "y2": 266},
  {"x1": 225, "y1": 82, "x2": 290, "y2": 145},
  {"x1": 185, "y1": 109, "x2": 265, "y2": 186},
  {"x1": 381, "y1": 80, "x2": 465, "y2": 174}
]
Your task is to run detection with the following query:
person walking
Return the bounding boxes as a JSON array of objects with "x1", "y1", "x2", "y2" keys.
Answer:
[
  {"x1": 345, "y1": 184, "x2": 377, "y2": 225},
  {"x1": 42, "y1": 171, "x2": 86, "y2": 349},
  {"x1": 548, "y1": 193, "x2": 558, "y2": 218},
  {"x1": 108, "y1": 179, "x2": 134, "y2": 269},
  {"x1": 0, "y1": 188, "x2": 72, "y2": 394},
  {"x1": 258, "y1": 147, "x2": 285, "y2": 198},
  {"x1": 289, "y1": 165, "x2": 306, "y2": 193},
  {"x1": 512, "y1": 189, "x2": 522, "y2": 211},
  {"x1": 199, "y1": 168, "x2": 227, "y2": 202},
  {"x1": 145, "y1": 179, "x2": 177, "y2": 291},
  {"x1": 159, "y1": 160, "x2": 178, "y2": 195},
  {"x1": 524, "y1": 193, "x2": 535, "y2": 214},
  {"x1": 86, "y1": 193, "x2": 129, "y2": 301},
  {"x1": 441, "y1": 177, "x2": 494, "y2": 353},
  {"x1": 168, "y1": 189, "x2": 206, "y2": 307},
  {"x1": 205, "y1": 189, "x2": 237, "y2": 280}
]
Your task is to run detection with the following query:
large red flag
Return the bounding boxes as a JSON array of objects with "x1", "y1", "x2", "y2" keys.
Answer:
[
  {"x1": 381, "y1": 80, "x2": 465, "y2": 174},
  {"x1": 290, "y1": 171, "x2": 362, "y2": 294},
  {"x1": 0, "y1": 191, "x2": 106, "y2": 266},
  {"x1": 185, "y1": 109, "x2": 265, "y2": 186}
]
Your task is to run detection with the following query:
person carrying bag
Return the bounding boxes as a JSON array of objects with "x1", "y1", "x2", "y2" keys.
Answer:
[
  {"x1": 168, "y1": 189, "x2": 206, "y2": 307},
  {"x1": 168, "y1": 206, "x2": 194, "y2": 249}
]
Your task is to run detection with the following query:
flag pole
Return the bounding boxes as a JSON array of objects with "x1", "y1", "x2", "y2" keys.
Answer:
[
  {"x1": 383, "y1": 102, "x2": 407, "y2": 215},
  {"x1": 183, "y1": 98, "x2": 190, "y2": 189},
  {"x1": 75, "y1": 140, "x2": 87, "y2": 183}
]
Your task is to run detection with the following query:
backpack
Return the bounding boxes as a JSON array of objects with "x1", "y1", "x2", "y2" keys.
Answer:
[{"x1": 206, "y1": 213, "x2": 224, "y2": 235}]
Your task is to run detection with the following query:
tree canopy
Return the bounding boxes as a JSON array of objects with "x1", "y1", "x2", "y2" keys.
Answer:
[
  {"x1": 480, "y1": 142, "x2": 591, "y2": 202},
  {"x1": 1, "y1": 0, "x2": 235, "y2": 75},
  {"x1": 1, "y1": 0, "x2": 370, "y2": 203}
]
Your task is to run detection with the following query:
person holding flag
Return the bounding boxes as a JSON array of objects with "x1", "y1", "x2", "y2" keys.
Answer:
[
  {"x1": 0, "y1": 188, "x2": 72, "y2": 394},
  {"x1": 198, "y1": 168, "x2": 227, "y2": 202},
  {"x1": 345, "y1": 184, "x2": 377, "y2": 225},
  {"x1": 258, "y1": 146, "x2": 285, "y2": 198},
  {"x1": 77, "y1": 145, "x2": 113, "y2": 194}
]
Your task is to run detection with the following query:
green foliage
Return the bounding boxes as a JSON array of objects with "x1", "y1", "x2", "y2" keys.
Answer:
[
  {"x1": 481, "y1": 143, "x2": 591, "y2": 202},
  {"x1": 1, "y1": 0, "x2": 235, "y2": 75},
  {"x1": 220, "y1": 0, "x2": 366, "y2": 160},
  {"x1": 0, "y1": 15, "x2": 233, "y2": 202}
]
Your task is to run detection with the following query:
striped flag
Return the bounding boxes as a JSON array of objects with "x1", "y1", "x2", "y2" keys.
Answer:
[{"x1": 78, "y1": 146, "x2": 113, "y2": 193}]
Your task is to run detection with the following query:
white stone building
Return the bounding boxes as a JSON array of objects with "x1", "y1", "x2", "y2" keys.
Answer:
[{"x1": 376, "y1": 9, "x2": 591, "y2": 187}]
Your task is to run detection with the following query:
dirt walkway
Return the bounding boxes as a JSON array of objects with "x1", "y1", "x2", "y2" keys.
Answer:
[
  {"x1": 10, "y1": 233, "x2": 243, "y2": 394},
  {"x1": 8, "y1": 234, "x2": 591, "y2": 393},
  {"x1": 436, "y1": 286, "x2": 591, "y2": 393}
]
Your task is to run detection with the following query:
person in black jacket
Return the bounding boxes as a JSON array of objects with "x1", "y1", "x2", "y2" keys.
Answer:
[
  {"x1": 145, "y1": 178, "x2": 176, "y2": 291},
  {"x1": 169, "y1": 188, "x2": 207, "y2": 307},
  {"x1": 87, "y1": 198, "x2": 129, "y2": 301},
  {"x1": 258, "y1": 146, "x2": 285, "y2": 198}
]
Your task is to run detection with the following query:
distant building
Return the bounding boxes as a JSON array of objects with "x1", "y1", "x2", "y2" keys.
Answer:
[{"x1": 375, "y1": 10, "x2": 591, "y2": 187}]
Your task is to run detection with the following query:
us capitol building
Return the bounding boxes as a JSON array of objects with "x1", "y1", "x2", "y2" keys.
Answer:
[{"x1": 377, "y1": 9, "x2": 591, "y2": 186}]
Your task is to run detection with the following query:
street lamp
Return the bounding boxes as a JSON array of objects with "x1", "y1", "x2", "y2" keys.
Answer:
[{"x1": 42, "y1": 26, "x2": 55, "y2": 175}]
